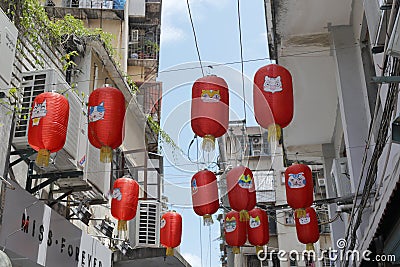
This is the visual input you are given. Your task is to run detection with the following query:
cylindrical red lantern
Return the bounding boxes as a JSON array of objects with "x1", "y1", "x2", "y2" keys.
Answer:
[
  {"x1": 247, "y1": 208, "x2": 269, "y2": 254},
  {"x1": 225, "y1": 211, "x2": 246, "y2": 254},
  {"x1": 88, "y1": 85, "x2": 125, "y2": 163},
  {"x1": 226, "y1": 166, "x2": 256, "y2": 221},
  {"x1": 28, "y1": 92, "x2": 69, "y2": 167},
  {"x1": 295, "y1": 207, "x2": 320, "y2": 251},
  {"x1": 191, "y1": 170, "x2": 220, "y2": 225},
  {"x1": 253, "y1": 64, "x2": 293, "y2": 141},
  {"x1": 111, "y1": 177, "x2": 139, "y2": 232},
  {"x1": 160, "y1": 211, "x2": 182, "y2": 256},
  {"x1": 285, "y1": 164, "x2": 314, "y2": 217},
  {"x1": 191, "y1": 75, "x2": 229, "y2": 152}
]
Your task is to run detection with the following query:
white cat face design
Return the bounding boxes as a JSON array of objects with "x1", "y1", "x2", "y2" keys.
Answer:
[
  {"x1": 191, "y1": 179, "x2": 198, "y2": 195},
  {"x1": 31, "y1": 100, "x2": 47, "y2": 126},
  {"x1": 288, "y1": 172, "x2": 306, "y2": 189},
  {"x1": 89, "y1": 102, "x2": 105, "y2": 122},
  {"x1": 263, "y1": 76, "x2": 283, "y2": 93},
  {"x1": 201, "y1": 90, "x2": 221, "y2": 103},
  {"x1": 299, "y1": 213, "x2": 311, "y2": 225},
  {"x1": 111, "y1": 188, "x2": 122, "y2": 201},
  {"x1": 160, "y1": 218, "x2": 166, "y2": 229},
  {"x1": 225, "y1": 217, "x2": 237, "y2": 233},
  {"x1": 249, "y1": 216, "x2": 261, "y2": 229}
]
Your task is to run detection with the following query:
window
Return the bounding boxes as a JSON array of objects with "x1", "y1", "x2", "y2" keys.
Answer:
[{"x1": 284, "y1": 210, "x2": 295, "y2": 225}]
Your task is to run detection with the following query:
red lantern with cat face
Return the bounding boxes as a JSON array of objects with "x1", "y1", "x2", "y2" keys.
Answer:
[
  {"x1": 253, "y1": 64, "x2": 293, "y2": 141},
  {"x1": 247, "y1": 208, "x2": 270, "y2": 254},
  {"x1": 88, "y1": 85, "x2": 125, "y2": 163},
  {"x1": 226, "y1": 166, "x2": 256, "y2": 221},
  {"x1": 285, "y1": 164, "x2": 314, "y2": 216},
  {"x1": 111, "y1": 177, "x2": 139, "y2": 232},
  {"x1": 28, "y1": 92, "x2": 69, "y2": 167},
  {"x1": 191, "y1": 170, "x2": 220, "y2": 225},
  {"x1": 295, "y1": 207, "x2": 320, "y2": 251},
  {"x1": 160, "y1": 211, "x2": 182, "y2": 256},
  {"x1": 191, "y1": 75, "x2": 229, "y2": 152},
  {"x1": 225, "y1": 211, "x2": 246, "y2": 254}
]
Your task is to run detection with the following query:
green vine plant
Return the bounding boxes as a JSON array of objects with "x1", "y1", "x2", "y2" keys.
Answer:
[
  {"x1": 5, "y1": 0, "x2": 117, "y2": 74},
  {"x1": 147, "y1": 115, "x2": 183, "y2": 153}
]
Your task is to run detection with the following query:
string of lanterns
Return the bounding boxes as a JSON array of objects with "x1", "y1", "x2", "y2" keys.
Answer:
[{"x1": 25, "y1": 62, "x2": 320, "y2": 256}]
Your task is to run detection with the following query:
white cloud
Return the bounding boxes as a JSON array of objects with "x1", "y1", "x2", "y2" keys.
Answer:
[
  {"x1": 161, "y1": 24, "x2": 186, "y2": 44},
  {"x1": 160, "y1": 0, "x2": 229, "y2": 44},
  {"x1": 181, "y1": 252, "x2": 202, "y2": 267}
]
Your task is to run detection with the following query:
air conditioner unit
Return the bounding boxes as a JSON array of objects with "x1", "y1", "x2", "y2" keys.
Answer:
[
  {"x1": 12, "y1": 69, "x2": 82, "y2": 171},
  {"x1": 330, "y1": 157, "x2": 351, "y2": 197},
  {"x1": 318, "y1": 178, "x2": 326, "y2": 187},
  {"x1": 388, "y1": 9, "x2": 400, "y2": 58},
  {"x1": 130, "y1": 29, "x2": 139, "y2": 43},
  {"x1": 133, "y1": 200, "x2": 160, "y2": 248}
]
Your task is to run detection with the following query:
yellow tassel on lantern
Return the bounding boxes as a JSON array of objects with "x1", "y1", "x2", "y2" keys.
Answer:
[
  {"x1": 256, "y1": 246, "x2": 264, "y2": 255},
  {"x1": 306, "y1": 243, "x2": 315, "y2": 251},
  {"x1": 239, "y1": 210, "x2": 250, "y2": 222},
  {"x1": 203, "y1": 214, "x2": 214, "y2": 226},
  {"x1": 267, "y1": 124, "x2": 281, "y2": 142},
  {"x1": 118, "y1": 220, "x2": 127, "y2": 231},
  {"x1": 100, "y1": 146, "x2": 112, "y2": 163},
  {"x1": 166, "y1": 247, "x2": 174, "y2": 256},
  {"x1": 36, "y1": 149, "x2": 50, "y2": 167},
  {"x1": 295, "y1": 208, "x2": 306, "y2": 218},
  {"x1": 202, "y1": 135, "x2": 215, "y2": 152},
  {"x1": 232, "y1": 246, "x2": 240, "y2": 254}
]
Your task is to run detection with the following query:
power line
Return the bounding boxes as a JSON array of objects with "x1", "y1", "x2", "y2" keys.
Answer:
[
  {"x1": 236, "y1": 0, "x2": 247, "y2": 123},
  {"x1": 0, "y1": 43, "x2": 363, "y2": 93},
  {"x1": 186, "y1": 0, "x2": 205, "y2": 76}
]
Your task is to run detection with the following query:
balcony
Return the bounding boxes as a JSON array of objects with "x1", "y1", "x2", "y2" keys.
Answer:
[{"x1": 44, "y1": 0, "x2": 124, "y2": 20}]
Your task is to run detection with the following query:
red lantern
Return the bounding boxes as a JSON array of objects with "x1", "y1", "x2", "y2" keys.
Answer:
[
  {"x1": 191, "y1": 75, "x2": 229, "y2": 151},
  {"x1": 191, "y1": 170, "x2": 220, "y2": 225},
  {"x1": 111, "y1": 177, "x2": 139, "y2": 232},
  {"x1": 224, "y1": 211, "x2": 246, "y2": 254},
  {"x1": 226, "y1": 166, "x2": 256, "y2": 221},
  {"x1": 295, "y1": 207, "x2": 320, "y2": 251},
  {"x1": 253, "y1": 64, "x2": 293, "y2": 141},
  {"x1": 28, "y1": 92, "x2": 69, "y2": 167},
  {"x1": 285, "y1": 164, "x2": 314, "y2": 217},
  {"x1": 247, "y1": 208, "x2": 269, "y2": 254},
  {"x1": 160, "y1": 211, "x2": 182, "y2": 256},
  {"x1": 88, "y1": 85, "x2": 125, "y2": 163}
]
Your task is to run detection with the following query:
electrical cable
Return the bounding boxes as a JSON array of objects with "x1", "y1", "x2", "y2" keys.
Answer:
[
  {"x1": 186, "y1": 0, "x2": 205, "y2": 76},
  {"x1": 1, "y1": 44, "x2": 366, "y2": 94},
  {"x1": 236, "y1": 0, "x2": 247, "y2": 123}
]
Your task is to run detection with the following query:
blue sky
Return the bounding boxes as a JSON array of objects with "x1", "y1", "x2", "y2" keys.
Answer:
[{"x1": 158, "y1": 1, "x2": 270, "y2": 266}]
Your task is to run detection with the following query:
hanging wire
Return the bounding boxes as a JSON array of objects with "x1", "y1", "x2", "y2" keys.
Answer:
[
  {"x1": 236, "y1": 0, "x2": 247, "y2": 122},
  {"x1": 209, "y1": 225, "x2": 212, "y2": 267},
  {"x1": 186, "y1": 0, "x2": 205, "y2": 76},
  {"x1": 199, "y1": 217, "x2": 203, "y2": 267}
]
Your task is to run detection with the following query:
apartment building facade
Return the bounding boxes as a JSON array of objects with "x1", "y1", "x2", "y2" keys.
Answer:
[{"x1": 264, "y1": 0, "x2": 400, "y2": 265}]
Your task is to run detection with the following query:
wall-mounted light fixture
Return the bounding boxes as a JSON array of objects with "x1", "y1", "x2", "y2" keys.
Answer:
[{"x1": 72, "y1": 202, "x2": 92, "y2": 225}]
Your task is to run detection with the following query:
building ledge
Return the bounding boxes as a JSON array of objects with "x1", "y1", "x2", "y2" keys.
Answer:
[
  {"x1": 45, "y1": 6, "x2": 124, "y2": 20},
  {"x1": 114, "y1": 247, "x2": 191, "y2": 267}
]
